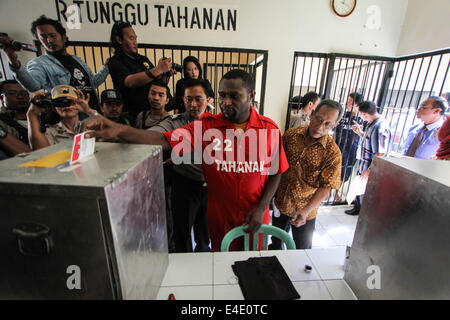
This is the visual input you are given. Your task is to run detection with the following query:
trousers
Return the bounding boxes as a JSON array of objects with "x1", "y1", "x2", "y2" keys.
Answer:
[
  {"x1": 270, "y1": 213, "x2": 316, "y2": 250},
  {"x1": 171, "y1": 170, "x2": 210, "y2": 253}
]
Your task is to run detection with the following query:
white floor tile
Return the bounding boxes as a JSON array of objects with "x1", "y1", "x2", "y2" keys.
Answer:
[
  {"x1": 161, "y1": 253, "x2": 213, "y2": 287},
  {"x1": 305, "y1": 247, "x2": 346, "y2": 280},
  {"x1": 156, "y1": 285, "x2": 213, "y2": 300},
  {"x1": 293, "y1": 281, "x2": 333, "y2": 300},
  {"x1": 213, "y1": 284, "x2": 244, "y2": 300},
  {"x1": 324, "y1": 280, "x2": 357, "y2": 300},
  {"x1": 260, "y1": 250, "x2": 321, "y2": 281},
  {"x1": 213, "y1": 251, "x2": 261, "y2": 285},
  {"x1": 312, "y1": 228, "x2": 338, "y2": 247}
]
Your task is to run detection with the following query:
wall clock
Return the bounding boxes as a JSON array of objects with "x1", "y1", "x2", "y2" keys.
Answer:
[{"x1": 331, "y1": 0, "x2": 357, "y2": 17}]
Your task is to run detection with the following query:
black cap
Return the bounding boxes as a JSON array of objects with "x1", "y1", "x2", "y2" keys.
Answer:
[{"x1": 101, "y1": 89, "x2": 123, "y2": 104}]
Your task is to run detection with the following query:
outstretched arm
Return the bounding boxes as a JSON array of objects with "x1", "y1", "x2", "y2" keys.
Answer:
[{"x1": 83, "y1": 115, "x2": 171, "y2": 150}]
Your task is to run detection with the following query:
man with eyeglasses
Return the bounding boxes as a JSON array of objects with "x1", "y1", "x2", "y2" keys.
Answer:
[
  {"x1": 136, "y1": 80, "x2": 171, "y2": 129},
  {"x1": 0, "y1": 80, "x2": 32, "y2": 159},
  {"x1": 149, "y1": 78, "x2": 213, "y2": 253},
  {"x1": 27, "y1": 84, "x2": 98, "y2": 150},
  {"x1": 402, "y1": 96, "x2": 448, "y2": 159},
  {"x1": 271, "y1": 100, "x2": 343, "y2": 249}
]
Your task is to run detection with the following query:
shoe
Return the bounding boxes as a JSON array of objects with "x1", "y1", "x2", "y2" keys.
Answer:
[{"x1": 345, "y1": 208, "x2": 359, "y2": 216}]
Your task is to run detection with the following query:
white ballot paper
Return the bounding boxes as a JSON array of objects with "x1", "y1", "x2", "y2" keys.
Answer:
[
  {"x1": 346, "y1": 175, "x2": 368, "y2": 204},
  {"x1": 70, "y1": 131, "x2": 96, "y2": 165}
]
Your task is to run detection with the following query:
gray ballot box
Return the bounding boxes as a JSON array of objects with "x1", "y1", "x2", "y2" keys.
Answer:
[
  {"x1": 344, "y1": 157, "x2": 450, "y2": 299},
  {"x1": 0, "y1": 141, "x2": 168, "y2": 299}
]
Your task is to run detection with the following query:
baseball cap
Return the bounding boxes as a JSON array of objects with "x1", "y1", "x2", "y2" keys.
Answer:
[
  {"x1": 51, "y1": 85, "x2": 77, "y2": 101},
  {"x1": 101, "y1": 89, "x2": 123, "y2": 104}
]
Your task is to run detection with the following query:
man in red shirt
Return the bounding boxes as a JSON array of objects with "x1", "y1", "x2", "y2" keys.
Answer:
[{"x1": 84, "y1": 69, "x2": 289, "y2": 251}]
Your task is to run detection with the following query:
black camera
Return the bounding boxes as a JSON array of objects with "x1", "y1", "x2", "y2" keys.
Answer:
[
  {"x1": 30, "y1": 93, "x2": 53, "y2": 109},
  {"x1": 162, "y1": 57, "x2": 183, "y2": 73}
]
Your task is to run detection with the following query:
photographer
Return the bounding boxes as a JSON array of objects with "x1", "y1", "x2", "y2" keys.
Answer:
[
  {"x1": 0, "y1": 80, "x2": 32, "y2": 159},
  {"x1": 0, "y1": 15, "x2": 108, "y2": 112},
  {"x1": 27, "y1": 84, "x2": 97, "y2": 150},
  {"x1": 108, "y1": 22, "x2": 179, "y2": 126}
]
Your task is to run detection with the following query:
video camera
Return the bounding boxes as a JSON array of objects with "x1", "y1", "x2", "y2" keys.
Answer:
[
  {"x1": 30, "y1": 93, "x2": 53, "y2": 109},
  {"x1": 162, "y1": 57, "x2": 183, "y2": 73}
]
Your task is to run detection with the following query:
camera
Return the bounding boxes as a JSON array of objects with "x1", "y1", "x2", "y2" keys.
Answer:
[
  {"x1": 162, "y1": 57, "x2": 183, "y2": 73},
  {"x1": 30, "y1": 93, "x2": 53, "y2": 109}
]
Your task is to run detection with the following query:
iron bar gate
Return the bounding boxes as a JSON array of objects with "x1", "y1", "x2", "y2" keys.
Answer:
[
  {"x1": 38, "y1": 41, "x2": 268, "y2": 115},
  {"x1": 287, "y1": 49, "x2": 450, "y2": 205}
]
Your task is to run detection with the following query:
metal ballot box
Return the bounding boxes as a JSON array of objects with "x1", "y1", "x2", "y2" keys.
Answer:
[
  {"x1": 0, "y1": 142, "x2": 168, "y2": 299},
  {"x1": 344, "y1": 157, "x2": 450, "y2": 299}
]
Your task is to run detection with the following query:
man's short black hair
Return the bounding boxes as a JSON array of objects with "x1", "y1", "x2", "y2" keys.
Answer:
[
  {"x1": 110, "y1": 21, "x2": 133, "y2": 51},
  {"x1": 0, "y1": 80, "x2": 19, "y2": 94},
  {"x1": 31, "y1": 15, "x2": 67, "y2": 42},
  {"x1": 183, "y1": 78, "x2": 211, "y2": 97},
  {"x1": 149, "y1": 80, "x2": 170, "y2": 96},
  {"x1": 358, "y1": 101, "x2": 378, "y2": 115},
  {"x1": 428, "y1": 96, "x2": 448, "y2": 115},
  {"x1": 349, "y1": 92, "x2": 363, "y2": 105},
  {"x1": 314, "y1": 99, "x2": 344, "y2": 122},
  {"x1": 221, "y1": 69, "x2": 255, "y2": 92}
]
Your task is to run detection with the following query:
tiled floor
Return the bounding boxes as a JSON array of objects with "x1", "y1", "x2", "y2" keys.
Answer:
[{"x1": 312, "y1": 205, "x2": 358, "y2": 248}]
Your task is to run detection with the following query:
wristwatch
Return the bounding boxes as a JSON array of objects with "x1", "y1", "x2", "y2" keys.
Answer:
[{"x1": 0, "y1": 128, "x2": 7, "y2": 139}]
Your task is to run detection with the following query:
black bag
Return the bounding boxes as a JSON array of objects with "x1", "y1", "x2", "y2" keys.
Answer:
[{"x1": 232, "y1": 256, "x2": 300, "y2": 300}]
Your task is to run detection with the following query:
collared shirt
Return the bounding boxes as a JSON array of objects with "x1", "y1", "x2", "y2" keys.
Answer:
[
  {"x1": 136, "y1": 110, "x2": 171, "y2": 129},
  {"x1": 402, "y1": 118, "x2": 444, "y2": 159},
  {"x1": 109, "y1": 52, "x2": 154, "y2": 117},
  {"x1": 289, "y1": 109, "x2": 310, "y2": 129},
  {"x1": 358, "y1": 117, "x2": 391, "y2": 173},
  {"x1": 150, "y1": 112, "x2": 205, "y2": 182},
  {"x1": 44, "y1": 121, "x2": 82, "y2": 145},
  {"x1": 163, "y1": 107, "x2": 289, "y2": 251},
  {"x1": 275, "y1": 126, "x2": 342, "y2": 221}
]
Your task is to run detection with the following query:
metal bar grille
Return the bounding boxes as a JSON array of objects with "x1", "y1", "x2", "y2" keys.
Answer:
[
  {"x1": 288, "y1": 49, "x2": 450, "y2": 206},
  {"x1": 47, "y1": 41, "x2": 269, "y2": 115}
]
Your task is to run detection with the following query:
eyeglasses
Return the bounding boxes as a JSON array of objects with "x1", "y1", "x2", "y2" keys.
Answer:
[
  {"x1": 184, "y1": 96, "x2": 206, "y2": 104},
  {"x1": 5, "y1": 90, "x2": 29, "y2": 97},
  {"x1": 417, "y1": 105, "x2": 436, "y2": 111},
  {"x1": 310, "y1": 115, "x2": 335, "y2": 130}
]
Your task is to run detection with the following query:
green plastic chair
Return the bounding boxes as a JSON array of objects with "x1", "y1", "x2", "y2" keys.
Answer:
[{"x1": 220, "y1": 225, "x2": 296, "y2": 251}]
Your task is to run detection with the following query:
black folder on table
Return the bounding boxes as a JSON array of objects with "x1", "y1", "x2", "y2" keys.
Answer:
[{"x1": 232, "y1": 256, "x2": 300, "y2": 300}]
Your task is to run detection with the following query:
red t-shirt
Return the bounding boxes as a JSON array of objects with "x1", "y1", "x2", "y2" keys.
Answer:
[{"x1": 163, "y1": 107, "x2": 289, "y2": 251}]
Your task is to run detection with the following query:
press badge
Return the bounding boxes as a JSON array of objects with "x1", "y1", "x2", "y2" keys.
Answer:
[{"x1": 70, "y1": 131, "x2": 96, "y2": 165}]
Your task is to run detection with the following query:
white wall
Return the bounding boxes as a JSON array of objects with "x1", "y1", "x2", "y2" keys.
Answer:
[
  {"x1": 396, "y1": 0, "x2": 450, "y2": 57},
  {"x1": 1, "y1": 0, "x2": 411, "y2": 129}
]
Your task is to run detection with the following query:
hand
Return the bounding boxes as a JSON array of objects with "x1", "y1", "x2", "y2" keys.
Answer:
[
  {"x1": 103, "y1": 57, "x2": 110, "y2": 68},
  {"x1": 243, "y1": 206, "x2": 266, "y2": 234},
  {"x1": 81, "y1": 115, "x2": 124, "y2": 142},
  {"x1": 360, "y1": 169, "x2": 370, "y2": 180},
  {"x1": 73, "y1": 89, "x2": 93, "y2": 114},
  {"x1": 290, "y1": 208, "x2": 309, "y2": 227},
  {"x1": 27, "y1": 91, "x2": 48, "y2": 116},
  {"x1": 156, "y1": 57, "x2": 172, "y2": 74},
  {"x1": 352, "y1": 120, "x2": 364, "y2": 136},
  {"x1": 0, "y1": 34, "x2": 20, "y2": 68}
]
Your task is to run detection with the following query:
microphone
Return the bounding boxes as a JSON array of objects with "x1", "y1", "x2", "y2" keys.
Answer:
[{"x1": 0, "y1": 32, "x2": 38, "y2": 53}]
